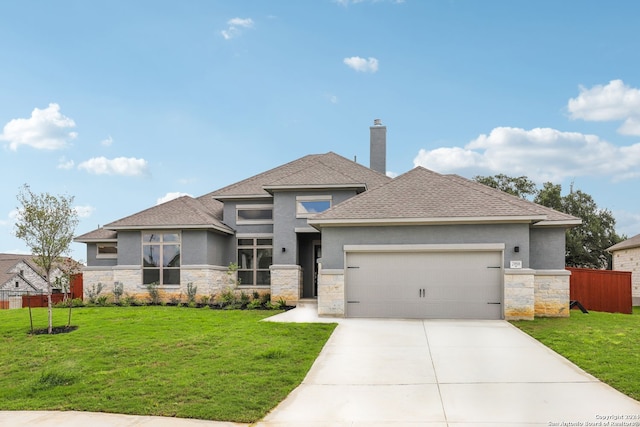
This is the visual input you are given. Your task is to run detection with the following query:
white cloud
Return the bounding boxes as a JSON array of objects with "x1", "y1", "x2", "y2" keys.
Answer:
[
  {"x1": 1, "y1": 103, "x2": 77, "y2": 151},
  {"x1": 413, "y1": 126, "x2": 640, "y2": 182},
  {"x1": 612, "y1": 210, "x2": 640, "y2": 237},
  {"x1": 568, "y1": 79, "x2": 640, "y2": 136},
  {"x1": 157, "y1": 192, "x2": 193, "y2": 205},
  {"x1": 57, "y1": 156, "x2": 75, "y2": 170},
  {"x1": 221, "y1": 17, "x2": 254, "y2": 40},
  {"x1": 77, "y1": 156, "x2": 149, "y2": 176},
  {"x1": 101, "y1": 135, "x2": 113, "y2": 146},
  {"x1": 386, "y1": 171, "x2": 398, "y2": 178},
  {"x1": 74, "y1": 205, "x2": 95, "y2": 218},
  {"x1": 343, "y1": 56, "x2": 379, "y2": 73}
]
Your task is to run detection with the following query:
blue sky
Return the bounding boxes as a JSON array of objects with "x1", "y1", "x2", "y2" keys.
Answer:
[{"x1": 2, "y1": 0, "x2": 640, "y2": 262}]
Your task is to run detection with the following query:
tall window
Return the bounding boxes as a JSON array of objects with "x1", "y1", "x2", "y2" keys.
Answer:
[
  {"x1": 237, "y1": 237, "x2": 272, "y2": 286},
  {"x1": 143, "y1": 232, "x2": 180, "y2": 286}
]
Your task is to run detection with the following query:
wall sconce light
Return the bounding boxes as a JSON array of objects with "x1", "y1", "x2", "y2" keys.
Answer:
[
  {"x1": 514, "y1": 246, "x2": 520, "y2": 253},
  {"x1": 282, "y1": 247, "x2": 286, "y2": 253}
]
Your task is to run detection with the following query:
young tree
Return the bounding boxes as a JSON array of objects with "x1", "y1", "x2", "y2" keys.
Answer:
[{"x1": 14, "y1": 184, "x2": 79, "y2": 334}]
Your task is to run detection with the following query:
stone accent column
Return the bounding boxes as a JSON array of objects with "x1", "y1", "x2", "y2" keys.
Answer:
[
  {"x1": 534, "y1": 269, "x2": 570, "y2": 317},
  {"x1": 270, "y1": 265, "x2": 302, "y2": 305},
  {"x1": 317, "y1": 266, "x2": 345, "y2": 317},
  {"x1": 504, "y1": 269, "x2": 535, "y2": 320}
]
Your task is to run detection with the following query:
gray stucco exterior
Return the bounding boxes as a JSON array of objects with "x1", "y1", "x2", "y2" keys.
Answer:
[{"x1": 321, "y1": 223, "x2": 534, "y2": 269}]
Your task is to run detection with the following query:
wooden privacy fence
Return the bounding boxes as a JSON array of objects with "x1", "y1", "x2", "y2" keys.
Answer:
[{"x1": 567, "y1": 267, "x2": 632, "y2": 314}]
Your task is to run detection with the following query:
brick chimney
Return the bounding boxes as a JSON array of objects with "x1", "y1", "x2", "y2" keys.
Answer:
[{"x1": 370, "y1": 119, "x2": 386, "y2": 174}]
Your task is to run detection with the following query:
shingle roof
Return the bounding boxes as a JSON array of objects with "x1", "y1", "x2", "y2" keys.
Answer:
[
  {"x1": 0, "y1": 254, "x2": 80, "y2": 287},
  {"x1": 211, "y1": 152, "x2": 390, "y2": 197},
  {"x1": 74, "y1": 228, "x2": 118, "y2": 242},
  {"x1": 607, "y1": 233, "x2": 640, "y2": 252},
  {"x1": 309, "y1": 167, "x2": 580, "y2": 226},
  {"x1": 103, "y1": 196, "x2": 233, "y2": 234}
]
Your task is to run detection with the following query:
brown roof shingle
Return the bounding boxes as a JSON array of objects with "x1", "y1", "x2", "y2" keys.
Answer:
[
  {"x1": 309, "y1": 167, "x2": 580, "y2": 225},
  {"x1": 104, "y1": 196, "x2": 233, "y2": 233},
  {"x1": 211, "y1": 152, "x2": 390, "y2": 197},
  {"x1": 607, "y1": 233, "x2": 640, "y2": 252}
]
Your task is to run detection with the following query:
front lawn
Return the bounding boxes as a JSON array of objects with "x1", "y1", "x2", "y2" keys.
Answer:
[
  {"x1": 512, "y1": 307, "x2": 640, "y2": 401},
  {"x1": 0, "y1": 307, "x2": 336, "y2": 423}
]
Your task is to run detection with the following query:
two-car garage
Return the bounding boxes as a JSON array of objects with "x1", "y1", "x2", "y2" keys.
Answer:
[{"x1": 344, "y1": 245, "x2": 505, "y2": 320}]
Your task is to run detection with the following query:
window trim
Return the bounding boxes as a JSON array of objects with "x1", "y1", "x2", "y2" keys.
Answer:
[
  {"x1": 237, "y1": 235, "x2": 273, "y2": 287},
  {"x1": 236, "y1": 204, "x2": 274, "y2": 225},
  {"x1": 296, "y1": 196, "x2": 332, "y2": 218},
  {"x1": 96, "y1": 242, "x2": 118, "y2": 259},
  {"x1": 142, "y1": 231, "x2": 181, "y2": 287}
]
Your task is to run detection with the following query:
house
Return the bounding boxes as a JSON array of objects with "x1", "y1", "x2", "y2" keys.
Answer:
[
  {"x1": 0, "y1": 253, "x2": 71, "y2": 296},
  {"x1": 75, "y1": 121, "x2": 580, "y2": 320},
  {"x1": 607, "y1": 233, "x2": 640, "y2": 306}
]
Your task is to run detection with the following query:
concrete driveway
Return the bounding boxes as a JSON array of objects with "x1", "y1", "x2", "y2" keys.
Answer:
[{"x1": 259, "y1": 309, "x2": 640, "y2": 426}]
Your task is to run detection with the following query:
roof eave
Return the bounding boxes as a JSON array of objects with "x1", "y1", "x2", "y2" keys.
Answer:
[
  {"x1": 213, "y1": 194, "x2": 273, "y2": 201},
  {"x1": 263, "y1": 184, "x2": 367, "y2": 194},
  {"x1": 531, "y1": 219, "x2": 582, "y2": 228},
  {"x1": 308, "y1": 215, "x2": 548, "y2": 228},
  {"x1": 105, "y1": 224, "x2": 235, "y2": 235},
  {"x1": 73, "y1": 237, "x2": 118, "y2": 243}
]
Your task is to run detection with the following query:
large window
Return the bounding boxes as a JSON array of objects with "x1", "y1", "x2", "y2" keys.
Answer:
[
  {"x1": 142, "y1": 232, "x2": 180, "y2": 286},
  {"x1": 236, "y1": 205, "x2": 273, "y2": 224},
  {"x1": 296, "y1": 196, "x2": 332, "y2": 218},
  {"x1": 237, "y1": 237, "x2": 272, "y2": 286}
]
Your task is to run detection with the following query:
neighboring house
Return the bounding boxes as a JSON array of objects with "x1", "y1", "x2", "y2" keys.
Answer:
[
  {"x1": 607, "y1": 233, "x2": 640, "y2": 306},
  {"x1": 75, "y1": 121, "x2": 581, "y2": 320},
  {"x1": 0, "y1": 254, "x2": 66, "y2": 295}
]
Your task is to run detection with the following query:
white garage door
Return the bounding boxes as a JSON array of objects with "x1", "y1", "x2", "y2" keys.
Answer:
[{"x1": 345, "y1": 250, "x2": 503, "y2": 319}]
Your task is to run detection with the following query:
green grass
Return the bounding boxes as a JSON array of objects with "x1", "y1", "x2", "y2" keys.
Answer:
[
  {"x1": 0, "y1": 306, "x2": 336, "y2": 423},
  {"x1": 512, "y1": 307, "x2": 640, "y2": 401}
]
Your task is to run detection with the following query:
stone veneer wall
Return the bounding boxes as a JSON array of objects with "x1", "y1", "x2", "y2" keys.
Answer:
[
  {"x1": 83, "y1": 265, "x2": 238, "y2": 301},
  {"x1": 533, "y1": 270, "x2": 570, "y2": 318},
  {"x1": 503, "y1": 269, "x2": 535, "y2": 320},
  {"x1": 612, "y1": 247, "x2": 640, "y2": 306},
  {"x1": 270, "y1": 265, "x2": 302, "y2": 305},
  {"x1": 317, "y1": 268, "x2": 344, "y2": 317},
  {"x1": 181, "y1": 265, "x2": 234, "y2": 297}
]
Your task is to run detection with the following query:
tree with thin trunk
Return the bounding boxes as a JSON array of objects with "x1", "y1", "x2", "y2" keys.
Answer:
[{"x1": 14, "y1": 184, "x2": 79, "y2": 334}]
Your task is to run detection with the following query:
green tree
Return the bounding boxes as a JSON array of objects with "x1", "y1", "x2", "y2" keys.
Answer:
[
  {"x1": 14, "y1": 184, "x2": 79, "y2": 334},
  {"x1": 475, "y1": 175, "x2": 625, "y2": 269},
  {"x1": 473, "y1": 174, "x2": 538, "y2": 198},
  {"x1": 535, "y1": 184, "x2": 624, "y2": 269}
]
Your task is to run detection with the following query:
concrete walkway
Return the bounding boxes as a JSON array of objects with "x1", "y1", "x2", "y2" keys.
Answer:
[{"x1": 2, "y1": 306, "x2": 640, "y2": 426}]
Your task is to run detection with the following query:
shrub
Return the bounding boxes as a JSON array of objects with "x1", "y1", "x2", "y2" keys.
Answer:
[
  {"x1": 146, "y1": 282, "x2": 160, "y2": 305},
  {"x1": 86, "y1": 283, "x2": 104, "y2": 304},
  {"x1": 239, "y1": 291, "x2": 250, "y2": 308},
  {"x1": 113, "y1": 282, "x2": 124, "y2": 304},
  {"x1": 247, "y1": 299, "x2": 263, "y2": 310},
  {"x1": 186, "y1": 283, "x2": 197, "y2": 304},
  {"x1": 168, "y1": 293, "x2": 182, "y2": 306},
  {"x1": 96, "y1": 295, "x2": 109, "y2": 307}
]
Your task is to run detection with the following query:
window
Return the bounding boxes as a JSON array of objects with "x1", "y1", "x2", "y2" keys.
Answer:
[
  {"x1": 142, "y1": 232, "x2": 180, "y2": 286},
  {"x1": 96, "y1": 243, "x2": 118, "y2": 258},
  {"x1": 296, "y1": 196, "x2": 332, "y2": 218},
  {"x1": 236, "y1": 205, "x2": 273, "y2": 224},
  {"x1": 237, "y1": 237, "x2": 272, "y2": 286}
]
